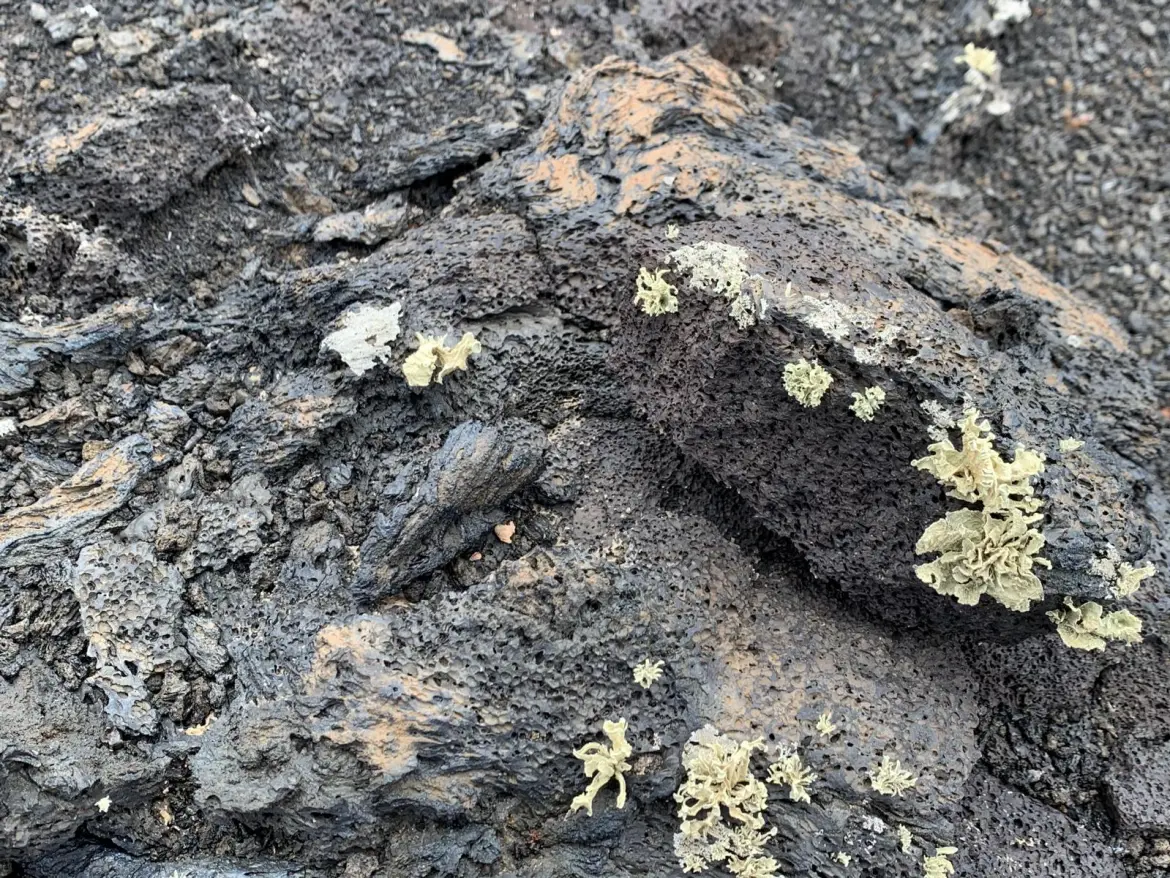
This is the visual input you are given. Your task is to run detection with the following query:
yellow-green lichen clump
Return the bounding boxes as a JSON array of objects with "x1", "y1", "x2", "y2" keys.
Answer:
[
  {"x1": 1047, "y1": 599, "x2": 1142, "y2": 651},
  {"x1": 673, "y1": 726, "x2": 779, "y2": 877},
  {"x1": 912, "y1": 408, "x2": 1050, "y2": 611},
  {"x1": 634, "y1": 267, "x2": 679, "y2": 316},
  {"x1": 570, "y1": 718, "x2": 632, "y2": 816},
  {"x1": 402, "y1": 331, "x2": 482, "y2": 387},
  {"x1": 850, "y1": 385, "x2": 886, "y2": 421},
  {"x1": 783, "y1": 359, "x2": 833, "y2": 407}
]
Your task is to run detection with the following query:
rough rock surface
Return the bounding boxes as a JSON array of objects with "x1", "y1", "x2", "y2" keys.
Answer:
[{"x1": 0, "y1": 3, "x2": 1168, "y2": 878}]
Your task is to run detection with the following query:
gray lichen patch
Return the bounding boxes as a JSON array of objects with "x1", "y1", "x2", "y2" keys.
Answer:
[{"x1": 320, "y1": 301, "x2": 403, "y2": 377}]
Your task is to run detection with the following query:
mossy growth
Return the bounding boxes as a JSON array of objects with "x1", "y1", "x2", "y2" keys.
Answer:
[
  {"x1": 402, "y1": 332, "x2": 482, "y2": 388},
  {"x1": 868, "y1": 754, "x2": 917, "y2": 797},
  {"x1": 672, "y1": 726, "x2": 778, "y2": 877},
  {"x1": 570, "y1": 718, "x2": 632, "y2": 816},
  {"x1": 912, "y1": 408, "x2": 1050, "y2": 612},
  {"x1": 1047, "y1": 599, "x2": 1143, "y2": 651},
  {"x1": 783, "y1": 359, "x2": 833, "y2": 407},
  {"x1": 850, "y1": 385, "x2": 886, "y2": 421},
  {"x1": 634, "y1": 267, "x2": 679, "y2": 316}
]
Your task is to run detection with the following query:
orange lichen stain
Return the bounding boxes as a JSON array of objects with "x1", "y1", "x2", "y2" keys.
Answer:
[
  {"x1": 305, "y1": 621, "x2": 471, "y2": 778},
  {"x1": 613, "y1": 135, "x2": 739, "y2": 215},
  {"x1": 538, "y1": 51, "x2": 756, "y2": 155},
  {"x1": 34, "y1": 120, "x2": 103, "y2": 172},
  {"x1": 278, "y1": 395, "x2": 340, "y2": 431},
  {"x1": 522, "y1": 154, "x2": 599, "y2": 210},
  {"x1": 0, "y1": 439, "x2": 149, "y2": 553},
  {"x1": 791, "y1": 141, "x2": 871, "y2": 182},
  {"x1": 732, "y1": 176, "x2": 1128, "y2": 354}
]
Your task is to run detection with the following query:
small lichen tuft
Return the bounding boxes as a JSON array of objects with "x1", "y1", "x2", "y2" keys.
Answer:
[
  {"x1": 634, "y1": 267, "x2": 679, "y2": 316},
  {"x1": 570, "y1": 718, "x2": 633, "y2": 816},
  {"x1": 1047, "y1": 599, "x2": 1143, "y2": 651},
  {"x1": 667, "y1": 240, "x2": 767, "y2": 329},
  {"x1": 632, "y1": 658, "x2": 665, "y2": 689},
  {"x1": 1089, "y1": 544, "x2": 1156, "y2": 598},
  {"x1": 1115, "y1": 562, "x2": 1156, "y2": 597},
  {"x1": 320, "y1": 301, "x2": 403, "y2": 377},
  {"x1": 1058, "y1": 437, "x2": 1084, "y2": 453},
  {"x1": 668, "y1": 241, "x2": 752, "y2": 299},
  {"x1": 783, "y1": 359, "x2": 833, "y2": 408},
  {"x1": 956, "y1": 43, "x2": 999, "y2": 79},
  {"x1": 815, "y1": 709, "x2": 837, "y2": 737},
  {"x1": 897, "y1": 824, "x2": 913, "y2": 853},
  {"x1": 869, "y1": 754, "x2": 917, "y2": 797},
  {"x1": 850, "y1": 385, "x2": 887, "y2": 421}
]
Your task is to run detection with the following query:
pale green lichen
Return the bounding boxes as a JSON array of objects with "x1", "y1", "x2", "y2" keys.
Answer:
[
  {"x1": 668, "y1": 241, "x2": 752, "y2": 299},
  {"x1": 850, "y1": 385, "x2": 887, "y2": 421},
  {"x1": 767, "y1": 749, "x2": 817, "y2": 804},
  {"x1": 402, "y1": 331, "x2": 482, "y2": 387},
  {"x1": 1047, "y1": 599, "x2": 1142, "y2": 651},
  {"x1": 570, "y1": 718, "x2": 632, "y2": 815},
  {"x1": 920, "y1": 399, "x2": 955, "y2": 443},
  {"x1": 674, "y1": 821, "x2": 780, "y2": 876},
  {"x1": 783, "y1": 359, "x2": 833, "y2": 407},
  {"x1": 869, "y1": 754, "x2": 917, "y2": 797},
  {"x1": 913, "y1": 409, "x2": 1044, "y2": 514},
  {"x1": 634, "y1": 267, "x2": 679, "y2": 316},
  {"x1": 665, "y1": 223, "x2": 680, "y2": 240},
  {"x1": 726, "y1": 850, "x2": 781, "y2": 878},
  {"x1": 320, "y1": 301, "x2": 403, "y2": 376},
  {"x1": 1058, "y1": 437, "x2": 1084, "y2": 453},
  {"x1": 833, "y1": 852, "x2": 852, "y2": 867},
  {"x1": 912, "y1": 408, "x2": 1050, "y2": 612},
  {"x1": 923, "y1": 846, "x2": 958, "y2": 878},
  {"x1": 1089, "y1": 544, "x2": 1156, "y2": 598},
  {"x1": 632, "y1": 658, "x2": 664, "y2": 689},
  {"x1": 673, "y1": 726, "x2": 776, "y2": 876},
  {"x1": 1115, "y1": 562, "x2": 1156, "y2": 597},
  {"x1": 956, "y1": 43, "x2": 999, "y2": 78},
  {"x1": 914, "y1": 507, "x2": 1050, "y2": 611}
]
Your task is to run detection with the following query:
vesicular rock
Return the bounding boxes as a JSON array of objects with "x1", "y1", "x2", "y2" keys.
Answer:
[{"x1": 352, "y1": 419, "x2": 548, "y2": 604}]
